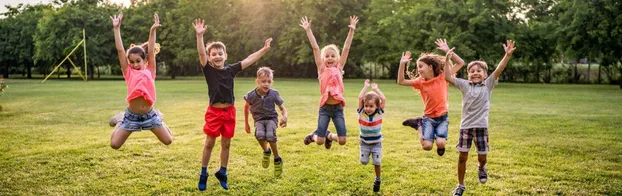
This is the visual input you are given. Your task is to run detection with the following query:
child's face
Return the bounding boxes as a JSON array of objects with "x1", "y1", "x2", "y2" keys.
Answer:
[
  {"x1": 323, "y1": 49, "x2": 339, "y2": 67},
  {"x1": 255, "y1": 75, "x2": 273, "y2": 94},
  {"x1": 363, "y1": 99, "x2": 378, "y2": 115},
  {"x1": 128, "y1": 53, "x2": 146, "y2": 70},
  {"x1": 468, "y1": 65, "x2": 487, "y2": 83},
  {"x1": 416, "y1": 61, "x2": 433, "y2": 79},
  {"x1": 208, "y1": 48, "x2": 227, "y2": 69}
]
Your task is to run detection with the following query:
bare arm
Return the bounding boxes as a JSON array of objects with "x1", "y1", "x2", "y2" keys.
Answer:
[
  {"x1": 147, "y1": 13, "x2": 161, "y2": 73},
  {"x1": 435, "y1": 39, "x2": 465, "y2": 75},
  {"x1": 299, "y1": 16, "x2": 322, "y2": 73},
  {"x1": 492, "y1": 40, "x2": 516, "y2": 80},
  {"x1": 339, "y1": 16, "x2": 359, "y2": 70},
  {"x1": 358, "y1": 79, "x2": 370, "y2": 109},
  {"x1": 111, "y1": 12, "x2": 128, "y2": 73},
  {"x1": 278, "y1": 104, "x2": 288, "y2": 128},
  {"x1": 240, "y1": 38, "x2": 272, "y2": 70},
  {"x1": 193, "y1": 18, "x2": 208, "y2": 67},
  {"x1": 397, "y1": 51, "x2": 415, "y2": 86},
  {"x1": 371, "y1": 83, "x2": 386, "y2": 109},
  {"x1": 444, "y1": 49, "x2": 456, "y2": 85},
  {"x1": 244, "y1": 101, "x2": 251, "y2": 134}
]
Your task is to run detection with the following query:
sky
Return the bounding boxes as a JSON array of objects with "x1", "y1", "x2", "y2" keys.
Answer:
[{"x1": 1, "y1": 0, "x2": 130, "y2": 14}]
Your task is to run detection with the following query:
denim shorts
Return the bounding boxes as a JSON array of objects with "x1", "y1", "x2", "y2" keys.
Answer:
[
  {"x1": 421, "y1": 114, "x2": 449, "y2": 141},
  {"x1": 255, "y1": 119, "x2": 278, "y2": 142},
  {"x1": 119, "y1": 108, "x2": 163, "y2": 131},
  {"x1": 360, "y1": 141, "x2": 382, "y2": 165},
  {"x1": 315, "y1": 104, "x2": 347, "y2": 137}
]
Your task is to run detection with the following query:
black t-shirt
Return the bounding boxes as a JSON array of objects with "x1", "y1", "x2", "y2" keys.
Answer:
[{"x1": 202, "y1": 62, "x2": 242, "y2": 105}]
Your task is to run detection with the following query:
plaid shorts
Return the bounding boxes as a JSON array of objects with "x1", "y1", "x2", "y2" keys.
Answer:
[{"x1": 456, "y1": 128, "x2": 489, "y2": 154}]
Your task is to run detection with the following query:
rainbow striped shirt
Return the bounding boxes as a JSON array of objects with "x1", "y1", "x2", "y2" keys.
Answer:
[{"x1": 358, "y1": 108, "x2": 384, "y2": 144}]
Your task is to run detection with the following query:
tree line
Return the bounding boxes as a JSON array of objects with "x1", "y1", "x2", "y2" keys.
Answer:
[{"x1": 1, "y1": 0, "x2": 620, "y2": 88}]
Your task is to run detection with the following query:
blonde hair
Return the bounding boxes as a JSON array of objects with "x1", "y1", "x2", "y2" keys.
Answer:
[
  {"x1": 467, "y1": 61, "x2": 488, "y2": 72},
  {"x1": 206, "y1": 41, "x2": 226, "y2": 54},
  {"x1": 363, "y1": 92, "x2": 380, "y2": 107},
  {"x1": 257, "y1": 67, "x2": 274, "y2": 78},
  {"x1": 126, "y1": 42, "x2": 161, "y2": 59},
  {"x1": 320, "y1": 44, "x2": 340, "y2": 62}
]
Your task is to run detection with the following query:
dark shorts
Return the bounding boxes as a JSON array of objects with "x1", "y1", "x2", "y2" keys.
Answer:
[
  {"x1": 456, "y1": 128, "x2": 489, "y2": 154},
  {"x1": 119, "y1": 108, "x2": 163, "y2": 131}
]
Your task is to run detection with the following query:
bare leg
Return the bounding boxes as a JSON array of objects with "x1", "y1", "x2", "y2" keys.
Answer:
[
  {"x1": 220, "y1": 137, "x2": 231, "y2": 167},
  {"x1": 374, "y1": 164, "x2": 381, "y2": 177},
  {"x1": 458, "y1": 152, "x2": 469, "y2": 185},
  {"x1": 436, "y1": 138, "x2": 446, "y2": 149},
  {"x1": 110, "y1": 124, "x2": 132, "y2": 149},
  {"x1": 314, "y1": 135, "x2": 326, "y2": 145},
  {"x1": 268, "y1": 142, "x2": 279, "y2": 158},
  {"x1": 202, "y1": 136, "x2": 216, "y2": 167},
  {"x1": 257, "y1": 139, "x2": 269, "y2": 151},
  {"x1": 151, "y1": 122, "x2": 172, "y2": 145},
  {"x1": 478, "y1": 154, "x2": 487, "y2": 168}
]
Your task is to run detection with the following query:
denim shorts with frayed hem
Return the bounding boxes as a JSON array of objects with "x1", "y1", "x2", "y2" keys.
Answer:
[
  {"x1": 120, "y1": 108, "x2": 162, "y2": 131},
  {"x1": 421, "y1": 114, "x2": 449, "y2": 141}
]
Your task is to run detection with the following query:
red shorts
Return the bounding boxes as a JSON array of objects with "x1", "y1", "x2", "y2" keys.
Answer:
[{"x1": 203, "y1": 105, "x2": 236, "y2": 138}]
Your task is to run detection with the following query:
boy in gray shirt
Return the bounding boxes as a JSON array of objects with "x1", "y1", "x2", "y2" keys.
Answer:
[
  {"x1": 244, "y1": 67, "x2": 288, "y2": 177},
  {"x1": 444, "y1": 40, "x2": 516, "y2": 196}
]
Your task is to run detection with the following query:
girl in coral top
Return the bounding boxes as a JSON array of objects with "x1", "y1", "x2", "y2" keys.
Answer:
[
  {"x1": 109, "y1": 12, "x2": 172, "y2": 150},
  {"x1": 299, "y1": 16, "x2": 358, "y2": 149}
]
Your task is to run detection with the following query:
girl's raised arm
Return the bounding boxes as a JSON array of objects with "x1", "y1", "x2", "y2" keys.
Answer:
[
  {"x1": 435, "y1": 39, "x2": 465, "y2": 74},
  {"x1": 397, "y1": 51, "x2": 415, "y2": 86},
  {"x1": 339, "y1": 16, "x2": 358, "y2": 70},
  {"x1": 111, "y1": 12, "x2": 128, "y2": 72},
  {"x1": 299, "y1": 16, "x2": 322, "y2": 73},
  {"x1": 358, "y1": 79, "x2": 370, "y2": 109},
  {"x1": 147, "y1": 13, "x2": 161, "y2": 73},
  {"x1": 193, "y1": 18, "x2": 208, "y2": 67}
]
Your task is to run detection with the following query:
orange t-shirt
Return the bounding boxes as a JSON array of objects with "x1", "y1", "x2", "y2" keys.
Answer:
[
  {"x1": 318, "y1": 65, "x2": 346, "y2": 107},
  {"x1": 123, "y1": 66, "x2": 156, "y2": 106},
  {"x1": 411, "y1": 73, "x2": 447, "y2": 118}
]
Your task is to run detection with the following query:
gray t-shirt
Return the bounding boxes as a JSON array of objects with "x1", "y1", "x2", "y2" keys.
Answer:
[
  {"x1": 453, "y1": 75, "x2": 498, "y2": 129},
  {"x1": 243, "y1": 88, "x2": 284, "y2": 123}
]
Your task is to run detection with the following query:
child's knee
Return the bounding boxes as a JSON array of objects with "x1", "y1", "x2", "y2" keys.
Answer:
[
  {"x1": 110, "y1": 143, "x2": 122, "y2": 150},
  {"x1": 360, "y1": 160, "x2": 369, "y2": 165},
  {"x1": 163, "y1": 139, "x2": 172, "y2": 145},
  {"x1": 422, "y1": 144, "x2": 433, "y2": 151},
  {"x1": 338, "y1": 139, "x2": 347, "y2": 145},
  {"x1": 459, "y1": 154, "x2": 469, "y2": 163}
]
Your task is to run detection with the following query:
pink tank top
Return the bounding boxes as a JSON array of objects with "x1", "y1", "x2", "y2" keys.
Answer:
[
  {"x1": 123, "y1": 66, "x2": 156, "y2": 105},
  {"x1": 318, "y1": 65, "x2": 346, "y2": 107}
]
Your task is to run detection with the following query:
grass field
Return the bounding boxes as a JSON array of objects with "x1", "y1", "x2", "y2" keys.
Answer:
[{"x1": 0, "y1": 78, "x2": 620, "y2": 195}]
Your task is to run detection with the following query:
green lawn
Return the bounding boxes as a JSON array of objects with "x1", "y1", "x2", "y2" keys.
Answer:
[{"x1": 0, "y1": 78, "x2": 620, "y2": 195}]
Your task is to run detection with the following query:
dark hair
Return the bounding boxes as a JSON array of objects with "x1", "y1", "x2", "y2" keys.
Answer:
[
  {"x1": 126, "y1": 42, "x2": 160, "y2": 60},
  {"x1": 363, "y1": 92, "x2": 380, "y2": 107},
  {"x1": 206, "y1": 41, "x2": 227, "y2": 54}
]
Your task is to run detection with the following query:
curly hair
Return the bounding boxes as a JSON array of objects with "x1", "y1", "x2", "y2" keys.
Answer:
[{"x1": 406, "y1": 53, "x2": 447, "y2": 79}]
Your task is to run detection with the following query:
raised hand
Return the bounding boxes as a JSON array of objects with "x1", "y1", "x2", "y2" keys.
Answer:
[
  {"x1": 348, "y1": 15, "x2": 359, "y2": 30},
  {"x1": 264, "y1": 38, "x2": 273, "y2": 50},
  {"x1": 435, "y1": 39, "x2": 450, "y2": 53},
  {"x1": 400, "y1": 51, "x2": 412, "y2": 65},
  {"x1": 150, "y1": 13, "x2": 161, "y2": 31},
  {"x1": 299, "y1": 16, "x2": 311, "y2": 31},
  {"x1": 279, "y1": 117, "x2": 287, "y2": 128},
  {"x1": 504, "y1": 40, "x2": 516, "y2": 55},
  {"x1": 193, "y1": 18, "x2": 207, "y2": 35},
  {"x1": 364, "y1": 79, "x2": 370, "y2": 88},
  {"x1": 445, "y1": 48, "x2": 455, "y2": 64},
  {"x1": 371, "y1": 83, "x2": 378, "y2": 90},
  {"x1": 110, "y1": 11, "x2": 123, "y2": 28}
]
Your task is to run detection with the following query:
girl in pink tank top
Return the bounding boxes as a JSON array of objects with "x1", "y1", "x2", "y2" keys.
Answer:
[
  {"x1": 108, "y1": 12, "x2": 172, "y2": 150},
  {"x1": 299, "y1": 16, "x2": 359, "y2": 148}
]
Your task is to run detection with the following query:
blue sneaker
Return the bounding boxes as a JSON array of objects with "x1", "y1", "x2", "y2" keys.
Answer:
[
  {"x1": 215, "y1": 171, "x2": 229, "y2": 190},
  {"x1": 198, "y1": 174, "x2": 208, "y2": 191}
]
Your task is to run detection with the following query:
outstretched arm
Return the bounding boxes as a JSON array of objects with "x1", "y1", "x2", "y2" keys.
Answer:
[
  {"x1": 435, "y1": 39, "x2": 465, "y2": 74},
  {"x1": 278, "y1": 104, "x2": 288, "y2": 128},
  {"x1": 147, "y1": 13, "x2": 161, "y2": 73},
  {"x1": 444, "y1": 48, "x2": 456, "y2": 85},
  {"x1": 339, "y1": 16, "x2": 359, "y2": 70},
  {"x1": 299, "y1": 16, "x2": 322, "y2": 73},
  {"x1": 358, "y1": 79, "x2": 370, "y2": 109},
  {"x1": 193, "y1": 18, "x2": 208, "y2": 67},
  {"x1": 492, "y1": 40, "x2": 516, "y2": 80},
  {"x1": 397, "y1": 51, "x2": 415, "y2": 86},
  {"x1": 111, "y1": 12, "x2": 128, "y2": 72},
  {"x1": 244, "y1": 101, "x2": 251, "y2": 134},
  {"x1": 371, "y1": 83, "x2": 386, "y2": 109},
  {"x1": 241, "y1": 38, "x2": 272, "y2": 70}
]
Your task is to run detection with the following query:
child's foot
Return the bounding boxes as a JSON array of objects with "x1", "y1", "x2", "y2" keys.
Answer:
[
  {"x1": 274, "y1": 158, "x2": 283, "y2": 177},
  {"x1": 303, "y1": 133, "x2": 314, "y2": 145},
  {"x1": 402, "y1": 117, "x2": 423, "y2": 130},
  {"x1": 197, "y1": 173, "x2": 208, "y2": 191},
  {"x1": 262, "y1": 149, "x2": 271, "y2": 168},
  {"x1": 478, "y1": 166, "x2": 488, "y2": 183},
  {"x1": 452, "y1": 184, "x2": 466, "y2": 196},
  {"x1": 373, "y1": 179, "x2": 381, "y2": 192},
  {"x1": 437, "y1": 148, "x2": 445, "y2": 156},
  {"x1": 324, "y1": 130, "x2": 333, "y2": 149},
  {"x1": 215, "y1": 171, "x2": 229, "y2": 190},
  {"x1": 108, "y1": 112, "x2": 124, "y2": 127}
]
